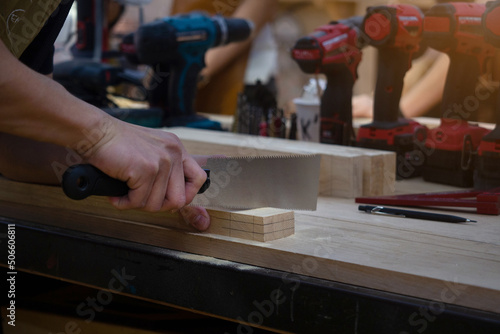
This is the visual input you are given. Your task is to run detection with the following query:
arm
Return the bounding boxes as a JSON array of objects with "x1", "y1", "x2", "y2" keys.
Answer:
[
  {"x1": 200, "y1": 0, "x2": 279, "y2": 83},
  {"x1": 0, "y1": 40, "x2": 206, "y2": 215},
  {"x1": 400, "y1": 53, "x2": 449, "y2": 118},
  {"x1": 352, "y1": 53, "x2": 449, "y2": 119}
]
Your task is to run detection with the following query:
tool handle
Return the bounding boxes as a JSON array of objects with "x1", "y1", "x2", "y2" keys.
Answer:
[
  {"x1": 166, "y1": 57, "x2": 203, "y2": 121},
  {"x1": 320, "y1": 66, "x2": 355, "y2": 145},
  {"x1": 62, "y1": 164, "x2": 210, "y2": 200},
  {"x1": 372, "y1": 48, "x2": 408, "y2": 123},
  {"x1": 441, "y1": 52, "x2": 481, "y2": 120}
]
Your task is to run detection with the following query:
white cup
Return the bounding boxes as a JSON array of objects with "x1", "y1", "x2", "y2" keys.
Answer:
[{"x1": 293, "y1": 97, "x2": 320, "y2": 142}]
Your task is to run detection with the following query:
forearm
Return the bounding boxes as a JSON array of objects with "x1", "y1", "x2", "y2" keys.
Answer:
[
  {"x1": 0, "y1": 134, "x2": 67, "y2": 184},
  {"x1": 202, "y1": 0, "x2": 278, "y2": 79},
  {"x1": 0, "y1": 41, "x2": 112, "y2": 156},
  {"x1": 400, "y1": 53, "x2": 449, "y2": 118}
]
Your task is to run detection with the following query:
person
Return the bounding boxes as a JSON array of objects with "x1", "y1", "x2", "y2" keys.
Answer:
[
  {"x1": 353, "y1": 48, "x2": 499, "y2": 123},
  {"x1": 352, "y1": 0, "x2": 500, "y2": 123},
  {"x1": 169, "y1": 0, "x2": 279, "y2": 115},
  {"x1": 0, "y1": 0, "x2": 211, "y2": 231},
  {"x1": 351, "y1": 49, "x2": 449, "y2": 120}
]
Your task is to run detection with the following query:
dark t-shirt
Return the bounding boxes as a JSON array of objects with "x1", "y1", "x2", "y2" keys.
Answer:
[{"x1": 18, "y1": 0, "x2": 74, "y2": 74}]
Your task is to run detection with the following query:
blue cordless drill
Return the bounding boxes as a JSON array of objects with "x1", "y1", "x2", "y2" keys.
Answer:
[{"x1": 130, "y1": 12, "x2": 253, "y2": 127}]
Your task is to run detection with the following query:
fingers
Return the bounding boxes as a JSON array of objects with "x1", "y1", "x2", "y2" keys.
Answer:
[
  {"x1": 161, "y1": 158, "x2": 186, "y2": 211},
  {"x1": 109, "y1": 167, "x2": 156, "y2": 210},
  {"x1": 183, "y1": 156, "x2": 208, "y2": 204},
  {"x1": 97, "y1": 127, "x2": 210, "y2": 213},
  {"x1": 110, "y1": 161, "x2": 184, "y2": 212},
  {"x1": 180, "y1": 206, "x2": 210, "y2": 231},
  {"x1": 110, "y1": 156, "x2": 207, "y2": 212}
]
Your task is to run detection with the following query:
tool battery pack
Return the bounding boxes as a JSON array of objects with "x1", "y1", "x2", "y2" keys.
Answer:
[
  {"x1": 423, "y1": 120, "x2": 490, "y2": 187},
  {"x1": 357, "y1": 120, "x2": 427, "y2": 179}
]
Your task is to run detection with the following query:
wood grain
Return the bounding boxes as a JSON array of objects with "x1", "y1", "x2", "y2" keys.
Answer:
[
  {"x1": 0, "y1": 176, "x2": 499, "y2": 313},
  {"x1": 0, "y1": 177, "x2": 294, "y2": 242},
  {"x1": 166, "y1": 127, "x2": 395, "y2": 198},
  {"x1": 1, "y1": 177, "x2": 499, "y2": 314}
]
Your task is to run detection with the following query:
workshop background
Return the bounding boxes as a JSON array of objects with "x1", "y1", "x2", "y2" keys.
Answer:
[
  {"x1": 52, "y1": 0, "x2": 439, "y2": 114},
  {"x1": 3, "y1": 0, "x2": 493, "y2": 333}
]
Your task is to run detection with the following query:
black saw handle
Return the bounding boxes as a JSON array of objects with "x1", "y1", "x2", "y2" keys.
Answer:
[{"x1": 62, "y1": 164, "x2": 210, "y2": 200}]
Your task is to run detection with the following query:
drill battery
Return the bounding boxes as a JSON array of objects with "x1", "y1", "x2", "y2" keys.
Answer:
[
  {"x1": 423, "y1": 119, "x2": 490, "y2": 187},
  {"x1": 422, "y1": 2, "x2": 496, "y2": 187}
]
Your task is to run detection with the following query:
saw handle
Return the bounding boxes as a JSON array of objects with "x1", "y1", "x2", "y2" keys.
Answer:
[{"x1": 62, "y1": 164, "x2": 210, "y2": 200}]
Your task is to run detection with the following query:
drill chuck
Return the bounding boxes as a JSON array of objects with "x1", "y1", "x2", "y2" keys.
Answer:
[{"x1": 212, "y1": 15, "x2": 254, "y2": 45}]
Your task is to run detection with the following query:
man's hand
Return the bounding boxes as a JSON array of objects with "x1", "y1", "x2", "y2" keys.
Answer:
[
  {"x1": 84, "y1": 120, "x2": 207, "y2": 213},
  {"x1": 177, "y1": 154, "x2": 225, "y2": 231}
]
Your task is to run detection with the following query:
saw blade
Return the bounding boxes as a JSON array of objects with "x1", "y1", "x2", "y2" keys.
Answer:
[{"x1": 191, "y1": 154, "x2": 321, "y2": 210}]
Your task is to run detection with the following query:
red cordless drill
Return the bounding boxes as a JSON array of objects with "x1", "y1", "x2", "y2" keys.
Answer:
[
  {"x1": 356, "y1": 4, "x2": 427, "y2": 179},
  {"x1": 422, "y1": 2, "x2": 495, "y2": 187},
  {"x1": 291, "y1": 16, "x2": 366, "y2": 145},
  {"x1": 475, "y1": 1, "x2": 500, "y2": 188}
]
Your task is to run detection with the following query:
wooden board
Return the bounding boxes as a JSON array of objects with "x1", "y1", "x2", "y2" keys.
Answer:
[
  {"x1": 0, "y1": 177, "x2": 294, "y2": 242},
  {"x1": 166, "y1": 127, "x2": 395, "y2": 198},
  {"x1": 1, "y1": 177, "x2": 499, "y2": 314}
]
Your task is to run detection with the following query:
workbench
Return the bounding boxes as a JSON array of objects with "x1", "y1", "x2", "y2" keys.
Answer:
[{"x1": 1, "y1": 176, "x2": 499, "y2": 333}]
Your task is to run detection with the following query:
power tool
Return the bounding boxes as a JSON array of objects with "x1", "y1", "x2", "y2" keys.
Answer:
[
  {"x1": 128, "y1": 12, "x2": 253, "y2": 127},
  {"x1": 356, "y1": 4, "x2": 428, "y2": 179},
  {"x1": 422, "y1": 2, "x2": 495, "y2": 187},
  {"x1": 475, "y1": 1, "x2": 500, "y2": 189},
  {"x1": 291, "y1": 16, "x2": 366, "y2": 145}
]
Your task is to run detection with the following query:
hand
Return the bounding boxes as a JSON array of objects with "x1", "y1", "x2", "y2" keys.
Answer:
[
  {"x1": 180, "y1": 206, "x2": 210, "y2": 231},
  {"x1": 178, "y1": 154, "x2": 225, "y2": 231},
  {"x1": 84, "y1": 119, "x2": 207, "y2": 212}
]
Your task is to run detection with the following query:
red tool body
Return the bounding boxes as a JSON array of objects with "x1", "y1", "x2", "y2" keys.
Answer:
[
  {"x1": 291, "y1": 16, "x2": 366, "y2": 145},
  {"x1": 356, "y1": 4, "x2": 428, "y2": 179},
  {"x1": 422, "y1": 2, "x2": 495, "y2": 187},
  {"x1": 475, "y1": 1, "x2": 500, "y2": 189}
]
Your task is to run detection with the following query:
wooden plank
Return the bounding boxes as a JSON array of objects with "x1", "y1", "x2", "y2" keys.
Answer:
[
  {"x1": 0, "y1": 177, "x2": 294, "y2": 242},
  {"x1": 1, "y1": 177, "x2": 499, "y2": 314},
  {"x1": 166, "y1": 127, "x2": 395, "y2": 198}
]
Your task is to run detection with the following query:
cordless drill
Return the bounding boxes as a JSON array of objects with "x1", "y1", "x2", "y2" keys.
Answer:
[
  {"x1": 422, "y1": 2, "x2": 495, "y2": 187},
  {"x1": 130, "y1": 12, "x2": 253, "y2": 127},
  {"x1": 475, "y1": 1, "x2": 500, "y2": 188},
  {"x1": 291, "y1": 16, "x2": 366, "y2": 145},
  {"x1": 356, "y1": 4, "x2": 427, "y2": 179}
]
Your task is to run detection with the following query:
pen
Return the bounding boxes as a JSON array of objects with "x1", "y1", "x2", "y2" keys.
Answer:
[{"x1": 358, "y1": 205, "x2": 477, "y2": 223}]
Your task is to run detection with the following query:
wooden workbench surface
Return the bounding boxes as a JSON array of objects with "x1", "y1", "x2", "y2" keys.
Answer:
[
  {"x1": 1, "y1": 176, "x2": 498, "y2": 315},
  {"x1": 292, "y1": 179, "x2": 500, "y2": 314},
  {"x1": 195, "y1": 177, "x2": 500, "y2": 315}
]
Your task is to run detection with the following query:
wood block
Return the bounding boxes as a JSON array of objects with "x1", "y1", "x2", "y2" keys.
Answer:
[
  {"x1": 0, "y1": 177, "x2": 294, "y2": 242},
  {"x1": 166, "y1": 127, "x2": 395, "y2": 198},
  {"x1": 230, "y1": 229, "x2": 254, "y2": 240},
  {"x1": 230, "y1": 220, "x2": 254, "y2": 233}
]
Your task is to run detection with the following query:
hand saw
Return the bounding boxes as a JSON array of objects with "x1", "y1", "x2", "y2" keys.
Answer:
[{"x1": 61, "y1": 155, "x2": 321, "y2": 210}]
